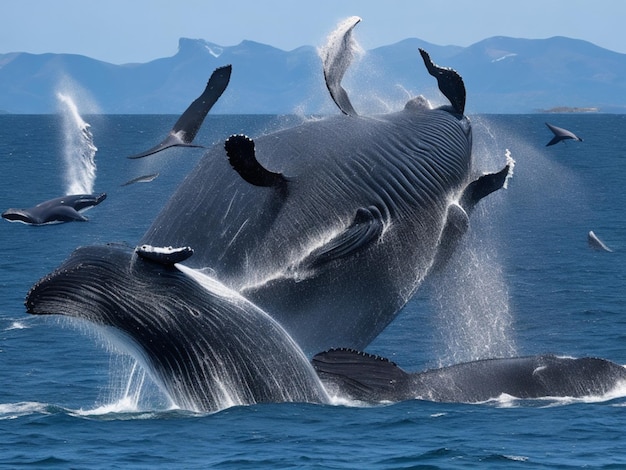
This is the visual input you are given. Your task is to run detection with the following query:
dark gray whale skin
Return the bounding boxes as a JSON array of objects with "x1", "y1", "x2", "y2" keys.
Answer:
[
  {"x1": 545, "y1": 122, "x2": 583, "y2": 146},
  {"x1": 312, "y1": 349, "x2": 626, "y2": 403},
  {"x1": 141, "y1": 67, "x2": 511, "y2": 355},
  {"x1": 2, "y1": 193, "x2": 106, "y2": 225},
  {"x1": 128, "y1": 65, "x2": 232, "y2": 159},
  {"x1": 25, "y1": 244, "x2": 328, "y2": 412}
]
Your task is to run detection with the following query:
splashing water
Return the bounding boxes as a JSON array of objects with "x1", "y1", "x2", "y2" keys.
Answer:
[
  {"x1": 428, "y1": 134, "x2": 518, "y2": 366},
  {"x1": 56, "y1": 92, "x2": 98, "y2": 195},
  {"x1": 318, "y1": 16, "x2": 364, "y2": 79},
  {"x1": 85, "y1": 355, "x2": 176, "y2": 416},
  {"x1": 428, "y1": 230, "x2": 517, "y2": 366}
]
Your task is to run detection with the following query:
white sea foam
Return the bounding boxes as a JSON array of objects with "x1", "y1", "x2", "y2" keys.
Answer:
[
  {"x1": 0, "y1": 401, "x2": 49, "y2": 420},
  {"x1": 5, "y1": 321, "x2": 28, "y2": 330}
]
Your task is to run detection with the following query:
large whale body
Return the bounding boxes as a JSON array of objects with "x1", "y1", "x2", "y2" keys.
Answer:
[
  {"x1": 312, "y1": 349, "x2": 626, "y2": 403},
  {"x1": 140, "y1": 20, "x2": 512, "y2": 354},
  {"x1": 25, "y1": 244, "x2": 329, "y2": 412}
]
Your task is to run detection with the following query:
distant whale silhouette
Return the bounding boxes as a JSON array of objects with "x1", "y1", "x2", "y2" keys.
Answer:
[
  {"x1": 2, "y1": 193, "x2": 106, "y2": 225},
  {"x1": 128, "y1": 65, "x2": 232, "y2": 159},
  {"x1": 545, "y1": 122, "x2": 583, "y2": 146},
  {"x1": 121, "y1": 173, "x2": 159, "y2": 186},
  {"x1": 140, "y1": 19, "x2": 513, "y2": 354},
  {"x1": 312, "y1": 349, "x2": 626, "y2": 403},
  {"x1": 25, "y1": 244, "x2": 329, "y2": 412},
  {"x1": 588, "y1": 230, "x2": 613, "y2": 252}
]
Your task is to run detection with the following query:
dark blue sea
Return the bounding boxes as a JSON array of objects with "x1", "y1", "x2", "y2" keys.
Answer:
[{"x1": 1, "y1": 112, "x2": 626, "y2": 468}]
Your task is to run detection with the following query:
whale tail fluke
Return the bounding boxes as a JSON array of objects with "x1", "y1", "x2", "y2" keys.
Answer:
[
  {"x1": 128, "y1": 65, "x2": 232, "y2": 159},
  {"x1": 311, "y1": 348, "x2": 410, "y2": 402},
  {"x1": 320, "y1": 16, "x2": 361, "y2": 116}
]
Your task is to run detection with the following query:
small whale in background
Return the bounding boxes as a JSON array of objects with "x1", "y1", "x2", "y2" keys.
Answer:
[
  {"x1": 2, "y1": 193, "x2": 106, "y2": 225},
  {"x1": 121, "y1": 173, "x2": 160, "y2": 186},
  {"x1": 128, "y1": 65, "x2": 232, "y2": 159},
  {"x1": 545, "y1": 122, "x2": 583, "y2": 146},
  {"x1": 312, "y1": 349, "x2": 626, "y2": 403},
  {"x1": 588, "y1": 230, "x2": 613, "y2": 252}
]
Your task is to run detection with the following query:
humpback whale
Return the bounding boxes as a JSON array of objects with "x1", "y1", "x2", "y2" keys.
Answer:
[
  {"x1": 128, "y1": 65, "x2": 232, "y2": 159},
  {"x1": 23, "y1": 20, "x2": 515, "y2": 409},
  {"x1": 588, "y1": 230, "x2": 613, "y2": 252},
  {"x1": 25, "y1": 244, "x2": 329, "y2": 412},
  {"x1": 545, "y1": 122, "x2": 583, "y2": 146},
  {"x1": 312, "y1": 349, "x2": 626, "y2": 403},
  {"x1": 140, "y1": 22, "x2": 513, "y2": 354},
  {"x1": 2, "y1": 193, "x2": 106, "y2": 225}
]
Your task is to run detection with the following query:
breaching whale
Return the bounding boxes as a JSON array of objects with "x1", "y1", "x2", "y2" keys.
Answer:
[
  {"x1": 312, "y1": 349, "x2": 626, "y2": 403},
  {"x1": 25, "y1": 244, "x2": 329, "y2": 412},
  {"x1": 140, "y1": 20, "x2": 513, "y2": 354},
  {"x1": 545, "y1": 122, "x2": 583, "y2": 146},
  {"x1": 23, "y1": 19, "x2": 514, "y2": 410},
  {"x1": 2, "y1": 193, "x2": 106, "y2": 225},
  {"x1": 128, "y1": 65, "x2": 232, "y2": 159}
]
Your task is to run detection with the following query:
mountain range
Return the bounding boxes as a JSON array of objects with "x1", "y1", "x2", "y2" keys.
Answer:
[{"x1": 1, "y1": 35, "x2": 626, "y2": 114}]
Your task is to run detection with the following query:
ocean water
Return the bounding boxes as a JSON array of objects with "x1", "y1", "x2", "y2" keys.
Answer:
[{"x1": 1, "y1": 112, "x2": 626, "y2": 468}]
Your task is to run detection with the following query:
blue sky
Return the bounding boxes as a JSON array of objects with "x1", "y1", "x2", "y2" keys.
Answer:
[{"x1": 3, "y1": 0, "x2": 626, "y2": 64}]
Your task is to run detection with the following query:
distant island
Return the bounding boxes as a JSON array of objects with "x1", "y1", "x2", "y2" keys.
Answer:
[{"x1": 538, "y1": 107, "x2": 599, "y2": 113}]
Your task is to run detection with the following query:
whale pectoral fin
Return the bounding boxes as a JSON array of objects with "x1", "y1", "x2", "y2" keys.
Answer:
[
  {"x1": 49, "y1": 206, "x2": 89, "y2": 223},
  {"x1": 71, "y1": 193, "x2": 107, "y2": 212},
  {"x1": 300, "y1": 206, "x2": 384, "y2": 270},
  {"x1": 311, "y1": 348, "x2": 410, "y2": 402},
  {"x1": 321, "y1": 16, "x2": 361, "y2": 116},
  {"x1": 459, "y1": 161, "x2": 514, "y2": 213},
  {"x1": 431, "y1": 159, "x2": 514, "y2": 274},
  {"x1": 419, "y1": 48, "x2": 466, "y2": 115},
  {"x1": 224, "y1": 134, "x2": 287, "y2": 190},
  {"x1": 545, "y1": 136, "x2": 562, "y2": 147}
]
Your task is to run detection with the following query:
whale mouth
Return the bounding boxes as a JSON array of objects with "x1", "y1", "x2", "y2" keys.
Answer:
[{"x1": 1, "y1": 210, "x2": 29, "y2": 222}]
